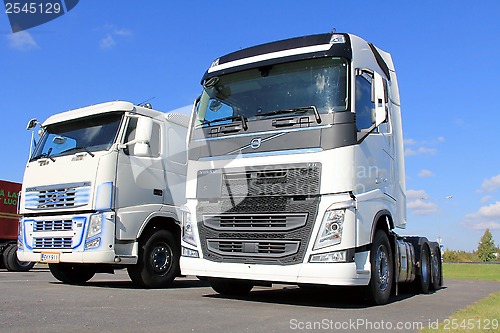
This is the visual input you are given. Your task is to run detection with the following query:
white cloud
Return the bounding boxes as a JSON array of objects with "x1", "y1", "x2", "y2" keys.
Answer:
[
  {"x1": 404, "y1": 137, "x2": 442, "y2": 157},
  {"x1": 418, "y1": 169, "x2": 434, "y2": 178},
  {"x1": 100, "y1": 34, "x2": 116, "y2": 49},
  {"x1": 417, "y1": 147, "x2": 437, "y2": 155},
  {"x1": 464, "y1": 201, "x2": 500, "y2": 230},
  {"x1": 405, "y1": 148, "x2": 417, "y2": 157},
  {"x1": 481, "y1": 195, "x2": 492, "y2": 203},
  {"x1": 404, "y1": 148, "x2": 417, "y2": 157},
  {"x1": 7, "y1": 31, "x2": 38, "y2": 51},
  {"x1": 407, "y1": 189, "x2": 429, "y2": 200},
  {"x1": 479, "y1": 174, "x2": 500, "y2": 193},
  {"x1": 404, "y1": 138, "x2": 418, "y2": 146},
  {"x1": 407, "y1": 199, "x2": 439, "y2": 215},
  {"x1": 407, "y1": 189, "x2": 438, "y2": 215},
  {"x1": 98, "y1": 25, "x2": 133, "y2": 49},
  {"x1": 113, "y1": 28, "x2": 133, "y2": 37},
  {"x1": 404, "y1": 146, "x2": 437, "y2": 157}
]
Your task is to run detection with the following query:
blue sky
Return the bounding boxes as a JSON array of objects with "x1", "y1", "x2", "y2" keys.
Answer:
[{"x1": 1, "y1": 1, "x2": 499, "y2": 251}]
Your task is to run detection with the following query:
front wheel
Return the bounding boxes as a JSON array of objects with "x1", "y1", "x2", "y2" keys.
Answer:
[
  {"x1": 367, "y1": 230, "x2": 393, "y2": 305},
  {"x1": 127, "y1": 229, "x2": 179, "y2": 288},
  {"x1": 209, "y1": 278, "x2": 254, "y2": 295},
  {"x1": 3, "y1": 244, "x2": 35, "y2": 272},
  {"x1": 48, "y1": 263, "x2": 96, "y2": 284}
]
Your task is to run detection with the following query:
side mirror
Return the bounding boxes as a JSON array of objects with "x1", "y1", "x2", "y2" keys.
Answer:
[
  {"x1": 372, "y1": 72, "x2": 387, "y2": 127},
  {"x1": 135, "y1": 117, "x2": 153, "y2": 143},
  {"x1": 26, "y1": 118, "x2": 39, "y2": 130},
  {"x1": 132, "y1": 117, "x2": 153, "y2": 157},
  {"x1": 133, "y1": 142, "x2": 150, "y2": 156}
]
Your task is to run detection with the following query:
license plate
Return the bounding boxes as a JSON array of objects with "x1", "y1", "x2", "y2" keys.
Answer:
[{"x1": 40, "y1": 252, "x2": 60, "y2": 263}]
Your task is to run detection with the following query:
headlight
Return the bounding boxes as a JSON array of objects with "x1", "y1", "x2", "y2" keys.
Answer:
[
  {"x1": 313, "y1": 209, "x2": 345, "y2": 250},
  {"x1": 87, "y1": 214, "x2": 103, "y2": 239},
  {"x1": 17, "y1": 218, "x2": 24, "y2": 250},
  {"x1": 181, "y1": 207, "x2": 196, "y2": 246}
]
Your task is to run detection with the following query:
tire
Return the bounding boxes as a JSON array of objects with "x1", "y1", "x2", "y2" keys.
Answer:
[
  {"x1": 48, "y1": 263, "x2": 96, "y2": 284},
  {"x1": 127, "y1": 229, "x2": 179, "y2": 288},
  {"x1": 209, "y1": 278, "x2": 254, "y2": 295},
  {"x1": 416, "y1": 244, "x2": 431, "y2": 294},
  {"x1": 367, "y1": 230, "x2": 393, "y2": 305},
  {"x1": 430, "y1": 245, "x2": 442, "y2": 290},
  {"x1": 3, "y1": 244, "x2": 35, "y2": 272}
]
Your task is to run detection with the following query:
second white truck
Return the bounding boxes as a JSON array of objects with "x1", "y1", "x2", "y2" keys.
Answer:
[
  {"x1": 18, "y1": 101, "x2": 189, "y2": 288},
  {"x1": 180, "y1": 32, "x2": 443, "y2": 304}
]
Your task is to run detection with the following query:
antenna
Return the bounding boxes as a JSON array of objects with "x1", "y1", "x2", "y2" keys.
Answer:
[
  {"x1": 330, "y1": 28, "x2": 337, "y2": 33},
  {"x1": 136, "y1": 97, "x2": 156, "y2": 107}
]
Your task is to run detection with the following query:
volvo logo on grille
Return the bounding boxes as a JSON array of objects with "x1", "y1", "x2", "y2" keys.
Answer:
[
  {"x1": 38, "y1": 190, "x2": 66, "y2": 208},
  {"x1": 49, "y1": 191, "x2": 65, "y2": 202},
  {"x1": 250, "y1": 138, "x2": 262, "y2": 149}
]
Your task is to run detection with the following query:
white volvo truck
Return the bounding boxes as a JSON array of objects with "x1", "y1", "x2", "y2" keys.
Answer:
[
  {"x1": 180, "y1": 33, "x2": 442, "y2": 304},
  {"x1": 18, "y1": 101, "x2": 189, "y2": 288}
]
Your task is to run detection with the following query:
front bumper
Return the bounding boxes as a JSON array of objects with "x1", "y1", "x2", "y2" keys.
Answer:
[
  {"x1": 180, "y1": 254, "x2": 371, "y2": 286},
  {"x1": 18, "y1": 211, "x2": 116, "y2": 264}
]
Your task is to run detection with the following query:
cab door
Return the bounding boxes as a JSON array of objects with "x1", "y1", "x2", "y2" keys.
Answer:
[
  {"x1": 354, "y1": 69, "x2": 394, "y2": 196},
  {"x1": 115, "y1": 115, "x2": 165, "y2": 239}
]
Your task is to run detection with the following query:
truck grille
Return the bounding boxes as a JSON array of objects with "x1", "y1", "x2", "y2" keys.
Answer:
[
  {"x1": 207, "y1": 239, "x2": 300, "y2": 257},
  {"x1": 34, "y1": 237, "x2": 72, "y2": 249},
  {"x1": 34, "y1": 219, "x2": 73, "y2": 232},
  {"x1": 203, "y1": 213, "x2": 307, "y2": 231},
  {"x1": 197, "y1": 162, "x2": 321, "y2": 265},
  {"x1": 24, "y1": 182, "x2": 91, "y2": 210}
]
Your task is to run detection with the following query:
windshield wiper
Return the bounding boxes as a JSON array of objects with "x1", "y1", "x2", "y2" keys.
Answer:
[
  {"x1": 202, "y1": 115, "x2": 248, "y2": 131},
  {"x1": 31, "y1": 148, "x2": 55, "y2": 162},
  {"x1": 256, "y1": 106, "x2": 322, "y2": 124},
  {"x1": 60, "y1": 146, "x2": 95, "y2": 157}
]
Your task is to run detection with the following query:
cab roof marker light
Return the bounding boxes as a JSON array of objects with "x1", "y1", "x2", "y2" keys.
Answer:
[
  {"x1": 329, "y1": 34, "x2": 346, "y2": 44},
  {"x1": 210, "y1": 58, "x2": 220, "y2": 68}
]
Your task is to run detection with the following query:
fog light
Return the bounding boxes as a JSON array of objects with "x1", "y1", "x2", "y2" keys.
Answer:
[
  {"x1": 182, "y1": 246, "x2": 199, "y2": 258},
  {"x1": 85, "y1": 238, "x2": 101, "y2": 250},
  {"x1": 309, "y1": 250, "x2": 347, "y2": 263}
]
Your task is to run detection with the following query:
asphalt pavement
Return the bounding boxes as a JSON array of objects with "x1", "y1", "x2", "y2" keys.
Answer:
[{"x1": 0, "y1": 266, "x2": 498, "y2": 333}]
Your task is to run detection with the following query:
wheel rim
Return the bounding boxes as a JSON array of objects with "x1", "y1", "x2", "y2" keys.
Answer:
[
  {"x1": 17, "y1": 260, "x2": 33, "y2": 268},
  {"x1": 149, "y1": 242, "x2": 172, "y2": 275},
  {"x1": 431, "y1": 250, "x2": 439, "y2": 283},
  {"x1": 376, "y1": 244, "x2": 389, "y2": 292}
]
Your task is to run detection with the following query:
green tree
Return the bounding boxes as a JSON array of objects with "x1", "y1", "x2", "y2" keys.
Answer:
[{"x1": 477, "y1": 229, "x2": 496, "y2": 262}]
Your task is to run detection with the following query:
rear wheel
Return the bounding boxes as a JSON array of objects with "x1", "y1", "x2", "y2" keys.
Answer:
[
  {"x1": 430, "y1": 245, "x2": 442, "y2": 290},
  {"x1": 209, "y1": 278, "x2": 254, "y2": 295},
  {"x1": 48, "y1": 263, "x2": 96, "y2": 284},
  {"x1": 127, "y1": 229, "x2": 179, "y2": 288},
  {"x1": 3, "y1": 244, "x2": 35, "y2": 272},
  {"x1": 416, "y1": 244, "x2": 431, "y2": 294},
  {"x1": 367, "y1": 230, "x2": 393, "y2": 305}
]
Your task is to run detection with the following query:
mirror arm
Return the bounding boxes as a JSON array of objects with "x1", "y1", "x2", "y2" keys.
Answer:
[
  {"x1": 116, "y1": 139, "x2": 150, "y2": 150},
  {"x1": 356, "y1": 123, "x2": 378, "y2": 143}
]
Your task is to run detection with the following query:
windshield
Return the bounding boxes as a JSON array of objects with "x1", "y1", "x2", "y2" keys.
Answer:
[
  {"x1": 196, "y1": 57, "x2": 348, "y2": 128},
  {"x1": 31, "y1": 112, "x2": 123, "y2": 160}
]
